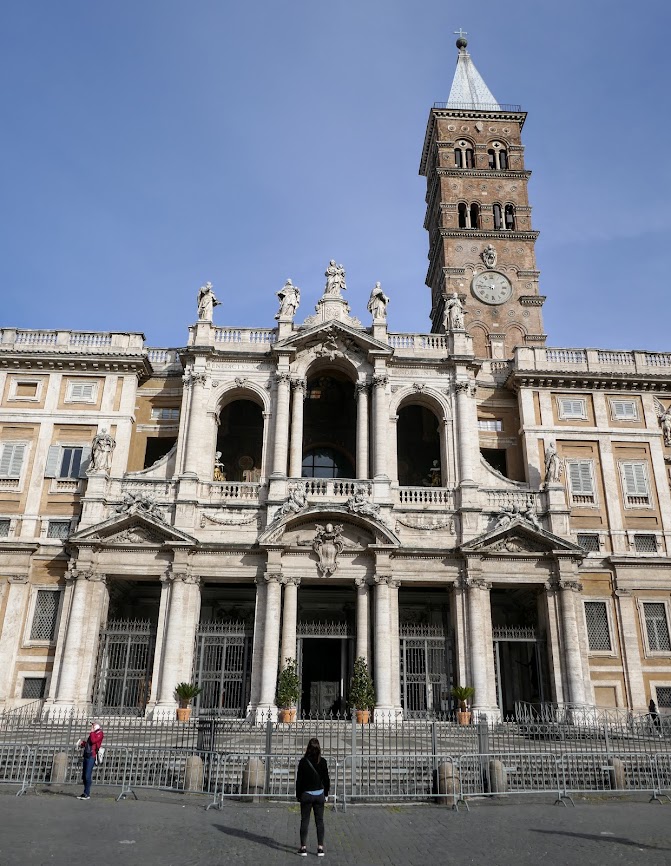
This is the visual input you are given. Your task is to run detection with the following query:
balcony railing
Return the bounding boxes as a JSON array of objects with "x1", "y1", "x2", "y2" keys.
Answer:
[
  {"x1": 514, "y1": 346, "x2": 671, "y2": 375},
  {"x1": 0, "y1": 329, "x2": 144, "y2": 353},
  {"x1": 387, "y1": 333, "x2": 447, "y2": 355},
  {"x1": 198, "y1": 482, "x2": 263, "y2": 503},
  {"x1": 292, "y1": 478, "x2": 368, "y2": 500},
  {"x1": 396, "y1": 487, "x2": 455, "y2": 508},
  {"x1": 484, "y1": 489, "x2": 541, "y2": 512}
]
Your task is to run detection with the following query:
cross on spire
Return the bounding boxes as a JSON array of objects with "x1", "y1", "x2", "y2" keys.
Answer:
[{"x1": 454, "y1": 28, "x2": 467, "y2": 39}]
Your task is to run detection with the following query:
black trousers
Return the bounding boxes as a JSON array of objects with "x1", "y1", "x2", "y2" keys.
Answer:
[{"x1": 299, "y1": 792, "x2": 325, "y2": 846}]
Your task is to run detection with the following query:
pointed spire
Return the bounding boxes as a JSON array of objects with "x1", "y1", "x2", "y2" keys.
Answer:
[{"x1": 447, "y1": 33, "x2": 500, "y2": 110}]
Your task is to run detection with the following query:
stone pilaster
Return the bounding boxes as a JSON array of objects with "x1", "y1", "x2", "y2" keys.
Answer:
[
  {"x1": 455, "y1": 380, "x2": 475, "y2": 483},
  {"x1": 288, "y1": 379, "x2": 306, "y2": 478},
  {"x1": 465, "y1": 576, "x2": 495, "y2": 718},
  {"x1": 354, "y1": 578, "x2": 370, "y2": 664},
  {"x1": 355, "y1": 382, "x2": 370, "y2": 479},
  {"x1": 258, "y1": 571, "x2": 283, "y2": 715},
  {"x1": 372, "y1": 374, "x2": 389, "y2": 479},
  {"x1": 247, "y1": 576, "x2": 267, "y2": 714},
  {"x1": 389, "y1": 578, "x2": 401, "y2": 712},
  {"x1": 280, "y1": 577, "x2": 300, "y2": 667},
  {"x1": 614, "y1": 589, "x2": 647, "y2": 711},
  {"x1": 182, "y1": 370, "x2": 210, "y2": 478},
  {"x1": 555, "y1": 575, "x2": 587, "y2": 705},
  {"x1": 373, "y1": 575, "x2": 393, "y2": 712},
  {"x1": 271, "y1": 373, "x2": 291, "y2": 477},
  {"x1": 0, "y1": 576, "x2": 29, "y2": 707}
]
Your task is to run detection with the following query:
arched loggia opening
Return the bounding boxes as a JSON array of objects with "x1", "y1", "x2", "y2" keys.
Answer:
[
  {"x1": 301, "y1": 371, "x2": 356, "y2": 478},
  {"x1": 215, "y1": 398, "x2": 264, "y2": 482},
  {"x1": 396, "y1": 404, "x2": 442, "y2": 486}
]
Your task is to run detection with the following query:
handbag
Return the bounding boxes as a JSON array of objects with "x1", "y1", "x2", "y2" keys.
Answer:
[{"x1": 95, "y1": 746, "x2": 106, "y2": 766}]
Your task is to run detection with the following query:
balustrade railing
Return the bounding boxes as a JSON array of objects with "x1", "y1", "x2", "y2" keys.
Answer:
[
  {"x1": 214, "y1": 328, "x2": 276, "y2": 346},
  {"x1": 199, "y1": 481, "x2": 262, "y2": 502},
  {"x1": 484, "y1": 489, "x2": 541, "y2": 511},
  {"x1": 297, "y1": 478, "x2": 367, "y2": 499},
  {"x1": 387, "y1": 333, "x2": 447, "y2": 352},
  {"x1": 396, "y1": 487, "x2": 455, "y2": 507}
]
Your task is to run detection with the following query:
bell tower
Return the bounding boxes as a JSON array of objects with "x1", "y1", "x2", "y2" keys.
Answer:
[{"x1": 419, "y1": 33, "x2": 546, "y2": 358}]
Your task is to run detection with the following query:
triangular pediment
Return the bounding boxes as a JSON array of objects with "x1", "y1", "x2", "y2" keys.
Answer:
[
  {"x1": 69, "y1": 511, "x2": 198, "y2": 548},
  {"x1": 258, "y1": 505, "x2": 400, "y2": 547},
  {"x1": 461, "y1": 519, "x2": 584, "y2": 556},
  {"x1": 274, "y1": 320, "x2": 392, "y2": 358}
]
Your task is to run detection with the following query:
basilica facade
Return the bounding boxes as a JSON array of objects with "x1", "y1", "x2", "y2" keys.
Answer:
[{"x1": 1, "y1": 38, "x2": 671, "y2": 720}]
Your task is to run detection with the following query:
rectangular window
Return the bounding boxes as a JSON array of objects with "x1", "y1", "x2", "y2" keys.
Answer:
[
  {"x1": 584, "y1": 601, "x2": 612, "y2": 652},
  {"x1": 634, "y1": 534, "x2": 658, "y2": 553},
  {"x1": 644, "y1": 603, "x2": 671, "y2": 652},
  {"x1": 65, "y1": 382, "x2": 97, "y2": 403},
  {"x1": 610, "y1": 399, "x2": 638, "y2": 421},
  {"x1": 657, "y1": 687, "x2": 671, "y2": 708},
  {"x1": 21, "y1": 678, "x2": 47, "y2": 699},
  {"x1": 151, "y1": 408, "x2": 180, "y2": 421},
  {"x1": 59, "y1": 447, "x2": 83, "y2": 479},
  {"x1": 46, "y1": 521, "x2": 70, "y2": 540},
  {"x1": 577, "y1": 533, "x2": 600, "y2": 552},
  {"x1": 478, "y1": 419, "x2": 503, "y2": 432},
  {"x1": 45, "y1": 445, "x2": 90, "y2": 479},
  {"x1": 566, "y1": 459, "x2": 596, "y2": 505},
  {"x1": 0, "y1": 519, "x2": 10, "y2": 537},
  {"x1": 558, "y1": 398, "x2": 587, "y2": 420},
  {"x1": 620, "y1": 461, "x2": 651, "y2": 507},
  {"x1": 14, "y1": 382, "x2": 39, "y2": 399},
  {"x1": 30, "y1": 590, "x2": 61, "y2": 641},
  {"x1": 0, "y1": 443, "x2": 27, "y2": 479}
]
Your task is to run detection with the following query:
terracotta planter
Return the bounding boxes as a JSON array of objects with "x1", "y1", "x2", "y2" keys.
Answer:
[
  {"x1": 456, "y1": 710, "x2": 472, "y2": 726},
  {"x1": 176, "y1": 705, "x2": 192, "y2": 723},
  {"x1": 279, "y1": 707, "x2": 297, "y2": 723},
  {"x1": 355, "y1": 709, "x2": 371, "y2": 724}
]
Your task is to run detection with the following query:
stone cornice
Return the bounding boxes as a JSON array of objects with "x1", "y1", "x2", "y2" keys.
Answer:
[
  {"x1": 436, "y1": 168, "x2": 531, "y2": 181},
  {"x1": 510, "y1": 371, "x2": 671, "y2": 393},
  {"x1": 0, "y1": 354, "x2": 150, "y2": 376},
  {"x1": 440, "y1": 229, "x2": 539, "y2": 241}
]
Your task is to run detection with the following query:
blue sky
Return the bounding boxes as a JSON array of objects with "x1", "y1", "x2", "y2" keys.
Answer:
[{"x1": 1, "y1": 1, "x2": 669, "y2": 351}]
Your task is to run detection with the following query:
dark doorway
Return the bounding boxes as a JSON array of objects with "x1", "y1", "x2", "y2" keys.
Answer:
[
  {"x1": 300, "y1": 638, "x2": 347, "y2": 715},
  {"x1": 397, "y1": 404, "x2": 441, "y2": 486},
  {"x1": 301, "y1": 372, "x2": 356, "y2": 477},
  {"x1": 481, "y1": 447, "x2": 507, "y2": 477},
  {"x1": 144, "y1": 436, "x2": 176, "y2": 469},
  {"x1": 216, "y1": 399, "x2": 264, "y2": 482}
]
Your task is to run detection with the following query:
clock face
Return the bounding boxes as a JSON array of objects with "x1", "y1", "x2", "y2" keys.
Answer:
[{"x1": 472, "y1": 271, "x2": 512, "y2": 305}]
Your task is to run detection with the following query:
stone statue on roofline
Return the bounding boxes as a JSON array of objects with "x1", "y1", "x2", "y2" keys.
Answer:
[
  {"x1": 324, "y1": 260, "x2": 347, "y2": 295},
  {"x1": 367, "y1": 282, "x2": 389, "y2": 321},
  {"x1": 89, "y1": 429, "x2": 116, "y2": 474},
  {"x1": 275, "y1": 279, "x2": 301, "y2": 320},
  {"x1": 197, "y1": 281, "x2": 220, "y2": 322}
]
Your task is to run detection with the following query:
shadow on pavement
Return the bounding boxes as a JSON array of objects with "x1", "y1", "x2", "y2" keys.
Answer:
[
  {"x1": 213, "y1": 823, "x2": 296, "y2": 853},
  {"x1": 531, "y1": 829, "x2": 670, "y2": 851}
]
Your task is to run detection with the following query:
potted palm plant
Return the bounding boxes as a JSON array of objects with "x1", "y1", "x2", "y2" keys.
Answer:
[
  {"x1": 349, "y1": 656, "x2": 375, "y2": 723},
  {"x1": 451, "y1": 685, "x2": 475, "y2": 725},
  {"x1": 174, "y1": 682, "x2": 202, "y2": 722},
  {"x1": 276, "y1": 658, "x2": 301, "y2": 722}
]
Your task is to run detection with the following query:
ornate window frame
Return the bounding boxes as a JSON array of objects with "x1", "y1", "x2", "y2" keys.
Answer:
[
  {"x1": 22, "y1": 585, "x2": 64, "y2": 648},
  {"x1": 637, "y1": 598, "x2": 671, "y2": 658},
  {"x1": 8, "y1": 378, "x2": 43, "y2": 402},
  {"x1": 609, "y1": 398, "x2": 639, "y2": 422},
  {"x1": 582, "y1": 598, "x2": 617, "y2": 657},
  {"x1": 64, "y1": 380, "x2": 98, "y2": 404},
  {"x1": 565, "y1": 458, "x2": 598, "y2": 507},
  {"x1": 618, "y1": 460, "x2": 652, "y2": 509},
  {"x1": 557, "y1": 396, "x2": 587, "y2": 421}
]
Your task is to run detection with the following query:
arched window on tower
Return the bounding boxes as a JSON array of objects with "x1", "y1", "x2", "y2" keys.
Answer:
[
  {"x1": 469, "y1": 202, "x2": 480, "y2": 229},
  {"x1": 487, "y1": 141, "x2": 509, "y2": 170},
  {"x1": 504, "y1": 204, "x2": 516, "y2": 230},
  {"x1": 454, "y1": 140, "x2": 474, "y2": 169},
  {"x1": 493, "y1": 203, "x2": 503, "y2": 231},
  {"x1": 458, "y1": 202, "x2": 468, "y2": 228}
]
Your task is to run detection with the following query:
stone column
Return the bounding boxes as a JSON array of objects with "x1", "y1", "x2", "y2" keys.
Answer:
[
  {"x1": 466, "y1": 577, "x2": 493, "y2": 716},
  {"x1": 54, "y1": 570, "x2": 98, "y2": 707},
  {"x1": 372, "y1": 374, "x2": 389, "y2": 479},
  {"x1": 0, "y1": 576, "x2": 29, "y2": 706},
  {"x1": 271, "y1": 373, "x2": 292, "y2": 477},
  {"x1": 557, "y1": 579, "x2": 587, "y2": 705},
  {"x1": 155, "y1": 572, "x2": 202, "y2": 713},
  {"x1": 455, "y1": 381, "x2": 474, "y2": 483},
  {"x1": 288, "y1": 379, "x2": 306, "y2": 478},
  {"x1": 356, "y1": 382, "x2": 370, "y2": 479},
  {"x1": 614, "y1": 589, "x2": 647, "y2": 711},
  {"x1": 389, "y1": 578, "x2": 401, "y2": 711},
  {"x1": 374, "y1": 575, "x2": 393, "y2": 712},
  {"x1": 182, "y1": 371, "x2": 210, "y2": 477},
  {"x1": 258, "y1": 572, "x2": 283, "y2": 713},
  {"x1": 247, "y1": 576, "x2": 267, "y2": 713},
  {"x1": 280, "y1": 577, "x2": 300, "y2": 667},
  {"x1": 355, "y1": 578, "x2": 370, "y2": 663}
]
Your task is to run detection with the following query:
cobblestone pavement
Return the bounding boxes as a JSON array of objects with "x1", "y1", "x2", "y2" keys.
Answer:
[{"x1": 1, "y1": 788, "x2": 670, "y2": 866}]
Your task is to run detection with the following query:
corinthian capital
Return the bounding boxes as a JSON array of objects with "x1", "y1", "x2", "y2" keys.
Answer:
[
  {"x1": 372, "y1": 374, "x2": 389, "y2": 389},
  {"x1": 275, "y1": 372, "x2": 292, "y2": 386}
]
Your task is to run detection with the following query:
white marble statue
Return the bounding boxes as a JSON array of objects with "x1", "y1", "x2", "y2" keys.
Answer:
[
  {"x1": 89, "y1": 429, "x2": 116, "y2": 473},
  {"x1": 659, "y1": 406, "x2": 671, "y2": 446},
  {"x1": 324, "y1": 260, "x2": 347, "y2": 295},
  {"x1": 346, "y1": 485, "x2": 381, "y2": 519},
  {"x1": 275, "y1": 279, "x2": 301, "y2": 320},
  {"x1": 280, "y1": 483, "x2": 307, "y2": 516},
  {"x1": 443, "y1": 293, "x2": 464, "y2": 331},
  {"x1": 544, "y1": 441, "x2": 563, "y2": 483},
  {"x1": 197, "y1": 282, "x2": 221, "y2": 322},
  {"x1": 367, "y1": 282, "x2": 389, "y2": 321}
]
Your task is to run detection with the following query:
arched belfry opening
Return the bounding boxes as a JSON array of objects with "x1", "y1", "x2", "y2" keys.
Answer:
[
  {"x1": 300, "y1": 370, "x2": 356, "y2": 478},
  {"x1": 396, "y1": 403, "x2": 442, "y2": 486},
  {"x1": 216, "y1": 397, "x2": 264, "y2": 482}
]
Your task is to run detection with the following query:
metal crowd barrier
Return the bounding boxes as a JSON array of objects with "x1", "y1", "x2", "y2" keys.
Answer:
[{"x1": 205, "y1": 753, "x2": 305, "y2": 810}]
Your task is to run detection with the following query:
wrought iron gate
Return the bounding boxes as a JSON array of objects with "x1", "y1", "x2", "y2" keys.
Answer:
[
  {"x1": 492, "y1": 625, "x2": 547, "y2": 717},
  {"x1": 193, "y1": 621, "x2": 252, "y2": 717},
  {"x1": 400, "y1": 624, "x2": 448, "y2": 717},
  {"x1": 93, "y1": 620, "x2": 156, "y2": 715}
]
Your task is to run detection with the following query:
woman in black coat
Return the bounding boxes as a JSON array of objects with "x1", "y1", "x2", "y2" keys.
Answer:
[{"x1": 295, "y1": 737, "x2": 330, "y2": 856}]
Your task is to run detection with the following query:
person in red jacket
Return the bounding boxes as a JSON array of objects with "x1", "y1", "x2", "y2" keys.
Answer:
[{"x1": 77, "y1": 722, "x2": 104, "y2": 800}]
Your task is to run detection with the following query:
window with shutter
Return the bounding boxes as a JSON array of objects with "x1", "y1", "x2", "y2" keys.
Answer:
[
  {"x1": 30, "y1": 590, "x2": 61, "y2": 641},
  {"x1": 66, "y1": 382, "x2": 96, "y2": 403},
  {"x1": 584, "y1": 601, "x2": 612, "y2": 651},
  {"x1": 558, "y1": 398, "x2": 587, "y2": 420},
  {"x1": 567, "y1": 459, "x2": 596, "y2": 505},
  {"x1": 643, "y1": 603, "x2": 671, "y2": 652},
  {"x1": 611, "y1": 399, "x2": 638, "y2": 421},
  {"x1": 620, "y1": 461, "x2": 651, "y2": 507},
  {"x1": 0, "y1": 443, "x2": 27, "y2": 479}
]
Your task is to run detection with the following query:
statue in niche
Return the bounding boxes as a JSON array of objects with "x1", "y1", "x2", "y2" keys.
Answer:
[
  {"x1": 482, "y1": 244, "x2": 497, "y2": 268},
  {"x1": 346, "y1": 485, "x2": 381, "y2": 519},
  {"x1": 324, "y1": 260, "x2": 347, "y2": 295},
  {"x1": 313, "y1": 523, "x2": 345, "y2": 576},
  {"x1": 279, "y1": 482, "x2": 307, "y2": 516},
  {"x1": 275, "y1": 279, "x2": 301, "y2": 319},
  {"x1": 544, "y1": 440, "x2": 563, "y2": 483},
  {"x1": 442, "y1": 293, "x2": 464, "y2": 331},
  {"x1": 197, "y1": 281, "x2": 220, "y2": 322},
  {"x1": 89, "y1": 429, "x2": 116, "y2": 473},
  {"x1": 658, "y1": 406, "x2": 671, "y2": 446},
  {"x1": 429, "y1": 460, "x2": 442, "y2": 487},
  {"x1": 367, "y1": 282, "x2": 389, "y2": 320},
  {"x1": 213, "y1": 451, "x2": 226, "y2": 481}
]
